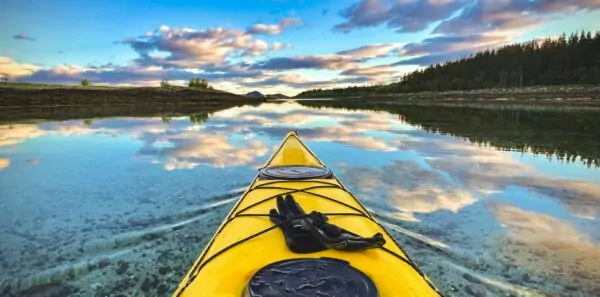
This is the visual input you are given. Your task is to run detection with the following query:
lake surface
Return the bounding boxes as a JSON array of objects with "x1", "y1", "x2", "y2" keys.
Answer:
[{"x1": 1, "y1": 100, "x2": 599, "y2": 297}]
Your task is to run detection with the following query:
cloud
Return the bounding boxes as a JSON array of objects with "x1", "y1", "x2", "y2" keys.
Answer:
[
  {"x1": 332, "y1": 0, "x2": 389, "y2": 33},
  {"x1": 141, "y1": 132, "x2": 270, "y2": 169},
  {"x1": 517, "y1": 177, "x2": 600, "y2": 220},
  {"x1": 251, "y1": 54, "x2": 359, "y2": 70},
  {"x1": 204, "y1": 101, "x2": 405, "y2": 152},
  {"x1": 247, "y1": 24, "x2": 285, "y2": 36},
  {"x1": 280, "y1": 17, "x2": 303, "y2": 27},
  {"x1": 0, "y1": 56, "x2": 40, "y2": 77},
  {"x1": 399, "y1": 34, "x2": 510, "y2": 56},
  {"x1": 490, "y1": 202, "x2": 600, "y2": 286},
  {"x1": 13, "y1": 33, "x2": 35, "y2": 41},
  {"x1": 392, "y1": 51, "x2": 470, "y2": 66},
  {"x1": 414, "y1": 138, "x2": 600, "y2": 219},
  {"x1": 332, "y1": 0, "x2": 464, "y2": 33},
  {"x1": 340, "y1": 64, "x2": 397, "y2": 77},
  {"x1": 117, "y1": 25, "x2": 279, "y2": 68},
  {"x1": 272, "y1": 42, "x2": 291, "y2": 51},
  {"x1": 390, "y1": 186, "x2": 476, "y2": 214},
  {"x1": 0, "y1": 158, "x2": 10, "y2": 170},
  {"x1": 335, "y1": 159, "x2": 477, "y2": 221},
  {"x1": 18, "y1": 61, "x2": 264, "y2": 86},
  {"x1": 335, "y1": 0, "x2": 600, "y2": 68},
  {"x1": 434, "y1": 0, "x2": 600, "y2": 36},
  {"x1": 236, "y1": 71, "x2": 385, "y2": 90},
  {"x1": 382, "y1": 160, "x2": 478, "y2": 214},
  {"x1": 251, "y1": 42, "x2": 400, "y2": 71},
  {"x1": 335, "y1": 0, "x2": 600, "y2": 35},
  {"x1": 246, "y1": 17, "x2": 302, "y2": 35},
  {"x1": 336, "y1": 43, "x2": 399, "y2": 59},
  {"x1": 0, "y1": 124, "x2": 47, "y2": 147},
  {"x1": 390, "y1": 28, "x2": 513, "y2": 67}
]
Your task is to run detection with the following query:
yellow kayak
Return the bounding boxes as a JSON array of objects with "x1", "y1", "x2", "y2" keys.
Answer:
[{"x1": 173, "y1": 131, "x2": 443, "y2": 297}]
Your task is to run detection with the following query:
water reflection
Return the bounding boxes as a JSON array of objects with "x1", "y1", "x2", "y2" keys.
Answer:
[
  {"x1": 490, "y1": 202, "x2": 600, "y2": 292},
  {"x1": 0, "y1": 158, "x2": 10, "y2": 170},
  {"x1": 0, "y1": 101, "x2": 599, "y2": 296},
  {"x1": 299, "y1": 100, "x2": 600, "y2": 168}
]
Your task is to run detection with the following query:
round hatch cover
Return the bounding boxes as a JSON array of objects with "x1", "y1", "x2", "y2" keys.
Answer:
[
  {"x1": 259, "y1": 165, "x2": 332, "y2": 180},
  {"x1": 245, "y1": 258, "x2": 378, "y2": 297}
]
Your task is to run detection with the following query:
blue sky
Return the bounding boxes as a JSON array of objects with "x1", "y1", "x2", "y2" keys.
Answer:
[{"x1": 1, "y1": 0, "x2": 600, "y2": 96}]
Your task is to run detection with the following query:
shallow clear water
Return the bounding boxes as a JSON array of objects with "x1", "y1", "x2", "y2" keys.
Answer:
[{"x1": 1, "y1": 101, "x2": 599, "y2": 297}]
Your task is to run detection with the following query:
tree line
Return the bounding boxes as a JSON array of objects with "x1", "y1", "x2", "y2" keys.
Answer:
[{"x1": 297, "y1": 30, "x2": 600, "y2": 97}]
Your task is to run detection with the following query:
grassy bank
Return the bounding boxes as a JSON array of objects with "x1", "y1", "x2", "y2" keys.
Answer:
[
  {"x1": 0, "y1": 83, "x2": 262, "y2": 107},
  {"x1": 294, "y1": 85, "x2": 600, "y2": 107}
]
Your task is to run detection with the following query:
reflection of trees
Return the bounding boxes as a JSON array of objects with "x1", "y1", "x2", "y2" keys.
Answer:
[
  {"x1": 83, "y1": 119, "x2": 93, "y2": 126},
  {"x1": 189, "y1": 113, "x2": 209, "y2": 125},
  {"x1": 161, "y1": 116, "x2": 172, "y2": 124},
  {"x1": 299, "y1": 101, "x2": 600, "y2": 167}
]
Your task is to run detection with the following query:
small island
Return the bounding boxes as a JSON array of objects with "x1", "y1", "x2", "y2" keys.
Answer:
[
  {"x1": 0, "y1": 79, "x2": 265, "y2": 122},
  {"x1": 0, "y1": 79, "x2": 262, "y2": 108}
]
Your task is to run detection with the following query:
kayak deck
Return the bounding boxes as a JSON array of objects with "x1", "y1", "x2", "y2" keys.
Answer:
[{"x1": 173, "y1": 131, "x2": 442, "y2": 297}]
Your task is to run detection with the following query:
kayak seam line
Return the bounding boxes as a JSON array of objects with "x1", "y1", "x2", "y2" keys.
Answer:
[
  {"x1": 175, "y1": 185, "x2": 340, "y2": 294},
  {"x1": 252, "y1": 179, "x2": 339, "y2": 188},
  {"x1": 231, "y1": 185, "x2": 343, "y2": 216},
  {"x1": 175, "y1": 214, "x2": 312, "y2": 297},
  {"x1": 227, "y1": 180, "x2": 339, "y2": 219},
  {"x1": 342, "y1": 186, "x2": 445, "y2": 296},
  {"x1": 243, "y1": 185, "x2": 370, "y2": 217},
  {"x1": 235, "y1": 212, "x2": 366, "y2": 217},
  {"x1": 292, "y1": 133, "x2": 326, "y2": 166},
  {"x1": 182, "y1": 185, "x2": 371, "y2": 292},
  {"x1": 380, "y1": 247, "x2": 446, "y2": 297},
  {"x1": 175, "y1": 131, "x2": 444, "y2": 296}
]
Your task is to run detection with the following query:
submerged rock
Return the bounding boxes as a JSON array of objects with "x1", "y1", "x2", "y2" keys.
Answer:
[
  {"x1": 18, "y1": 282, "x2": 73, "y2": 297},
  {"x1": 116, "y1": 261, "x2": 130, "y2": 275},
  {"x1": 465, "y1": 284, "x2": 487, "y2": 297},
  {"x1": 158, "y1": 266, "x2": 170, "y2": 275}
]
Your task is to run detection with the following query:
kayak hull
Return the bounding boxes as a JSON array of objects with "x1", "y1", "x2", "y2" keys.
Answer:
[{"x1": 173, "y1": 131, "x2": 442, "y2": 297}]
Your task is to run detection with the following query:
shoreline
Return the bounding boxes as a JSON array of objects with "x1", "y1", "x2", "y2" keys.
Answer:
[
  {"x1": 0, "y1": 84, "x2": 262, "y2": 108},
  {"x1": 295, "y1": 85, "x2": 600, "y2": 106},
  {"x1": 0, "y1": 103, "x2": 260, "y2": 123}
]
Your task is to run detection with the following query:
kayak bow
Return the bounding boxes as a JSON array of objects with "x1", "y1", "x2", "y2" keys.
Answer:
[{"x1": 173, "y1": 131, "x2": 443, "y2": 297}]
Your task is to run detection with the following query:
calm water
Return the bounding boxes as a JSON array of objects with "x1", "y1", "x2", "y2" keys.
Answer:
[{"x1": 1, "y1": 101, "x2": 599, "y2": 297}]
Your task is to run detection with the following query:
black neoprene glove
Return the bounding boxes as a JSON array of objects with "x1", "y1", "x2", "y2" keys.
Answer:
[{"x1": 269, "y1": 195, "x2": 386, "y2": 253}]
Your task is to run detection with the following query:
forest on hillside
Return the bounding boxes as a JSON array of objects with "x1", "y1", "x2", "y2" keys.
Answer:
[{"x1": 297, "y1": 30, "x2": 600, "y2": 98}]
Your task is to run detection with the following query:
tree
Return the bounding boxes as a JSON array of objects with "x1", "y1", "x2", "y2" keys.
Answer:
[
  {"x1": 0, "y1": 74, "x2": 8, "y2": 84},
  {"x1": 188, "y1": 77, "x2": 209, "y2": 89},
  {"x1": 160, "y1": 79, "x2": 171, "y2": 88},
  {"x1": 81, "y1": 78, "x2": 91, "y2": 87},
  {"x1": 295, "y1": 29, "x2": 600, "y2": 97},
  {"x1": 190, "y1": 113, "x2": 209, "y2": 124}
]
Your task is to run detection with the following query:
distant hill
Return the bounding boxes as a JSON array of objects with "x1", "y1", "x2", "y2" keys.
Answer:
[
  {"x1": 0, "y1": 82, "x2": 259, "y2": 108},
  {"x1": 295, "y1": 29, "x2": 600, "y2": 98},
  {"x1": 265, "y1": 93, "x2": 290, "y2": 99},
  {"x1": 246, "y1": 91, "x2": 264, "y2": 98}
]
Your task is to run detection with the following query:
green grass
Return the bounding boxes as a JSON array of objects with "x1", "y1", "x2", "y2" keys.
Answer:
[{"x1": 0, "y1": 82, "x2": 227, "y2": 93}]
